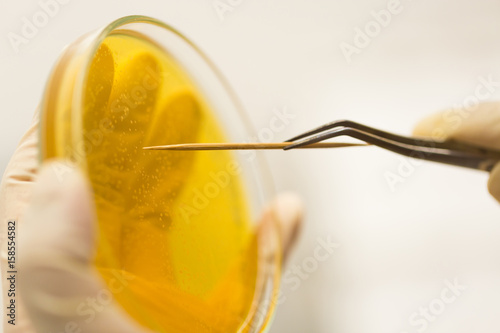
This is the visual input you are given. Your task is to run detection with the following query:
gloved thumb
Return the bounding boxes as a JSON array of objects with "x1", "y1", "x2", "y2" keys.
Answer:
[
  {"x1": 412, "y1": 101, "x2": 500, "y2": 203},
  {"x1": 19, "y1": 161, "x2": 148, "y2": 333}
]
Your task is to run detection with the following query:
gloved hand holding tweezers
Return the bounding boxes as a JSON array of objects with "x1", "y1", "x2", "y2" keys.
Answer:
[
  {"x1": 413, "y1": 101, "x2": 500, "y2": 202},
  {"x1": 285, "y1": 102, "x2": 500, "y2": 203}
]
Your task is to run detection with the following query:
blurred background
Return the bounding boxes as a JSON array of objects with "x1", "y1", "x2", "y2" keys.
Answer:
[{"x1": 1, "y1": 0, "x2": 500, "y2": 332}]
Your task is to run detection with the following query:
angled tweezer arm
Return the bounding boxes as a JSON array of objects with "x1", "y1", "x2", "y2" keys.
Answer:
[{"x1": 284, "y1": 120, "x2": 500, "y2": 172}]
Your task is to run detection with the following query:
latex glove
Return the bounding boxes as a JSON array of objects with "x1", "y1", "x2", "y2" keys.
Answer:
[
  {"x1": 413, "y1": 101, "x2": 500, "y2": 202},
  {"x1": 0, "y1": 111, "x2": 303, "y2": 333}
]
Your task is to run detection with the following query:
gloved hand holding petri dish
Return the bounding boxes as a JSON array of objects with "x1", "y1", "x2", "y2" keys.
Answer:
[{"x1": 1, "y1": 16, "x2": 303, "y2": 333}]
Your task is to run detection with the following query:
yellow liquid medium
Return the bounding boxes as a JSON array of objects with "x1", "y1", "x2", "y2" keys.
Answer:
[{"x1": 59, "y1": 31, "x2": 259, "y2": 332}]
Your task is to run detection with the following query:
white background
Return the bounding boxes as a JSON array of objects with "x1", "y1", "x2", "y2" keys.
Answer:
[{"x1": 1, "y1": 0, "x2": 500, "y2": 332}]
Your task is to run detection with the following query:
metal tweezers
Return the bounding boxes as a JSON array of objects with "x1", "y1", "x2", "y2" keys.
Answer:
[{"x1": 283, "y1": 120, "x2": 500, "y2": 172}]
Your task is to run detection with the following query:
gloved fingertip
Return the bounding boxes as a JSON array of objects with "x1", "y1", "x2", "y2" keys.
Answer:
[
  {"x1": 271, "y1": 192, "x2": 304, "y2": 257},
  {"x1": 488, "y1": 163, "x2": 500, "y2": 203},
  {"x1": 412, "y1": 112, "x2": 450, "y2": 140},
  {"x1": 273, "y1": 193, "x2": 303, "y2": 230}
]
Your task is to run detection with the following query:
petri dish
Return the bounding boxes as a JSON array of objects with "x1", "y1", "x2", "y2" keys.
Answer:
[{"x1": 39, "y1": 15, "x2": 281, "y2": 333}]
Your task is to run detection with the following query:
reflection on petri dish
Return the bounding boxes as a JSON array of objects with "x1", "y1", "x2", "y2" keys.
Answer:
[{"x1": 40, "y1": 16, "x2": 280, "y2": 333}]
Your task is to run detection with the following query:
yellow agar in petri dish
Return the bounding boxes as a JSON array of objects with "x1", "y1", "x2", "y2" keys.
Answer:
[{"x1": 45, "y1": 30, "x2": 260, "y2": 332}]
